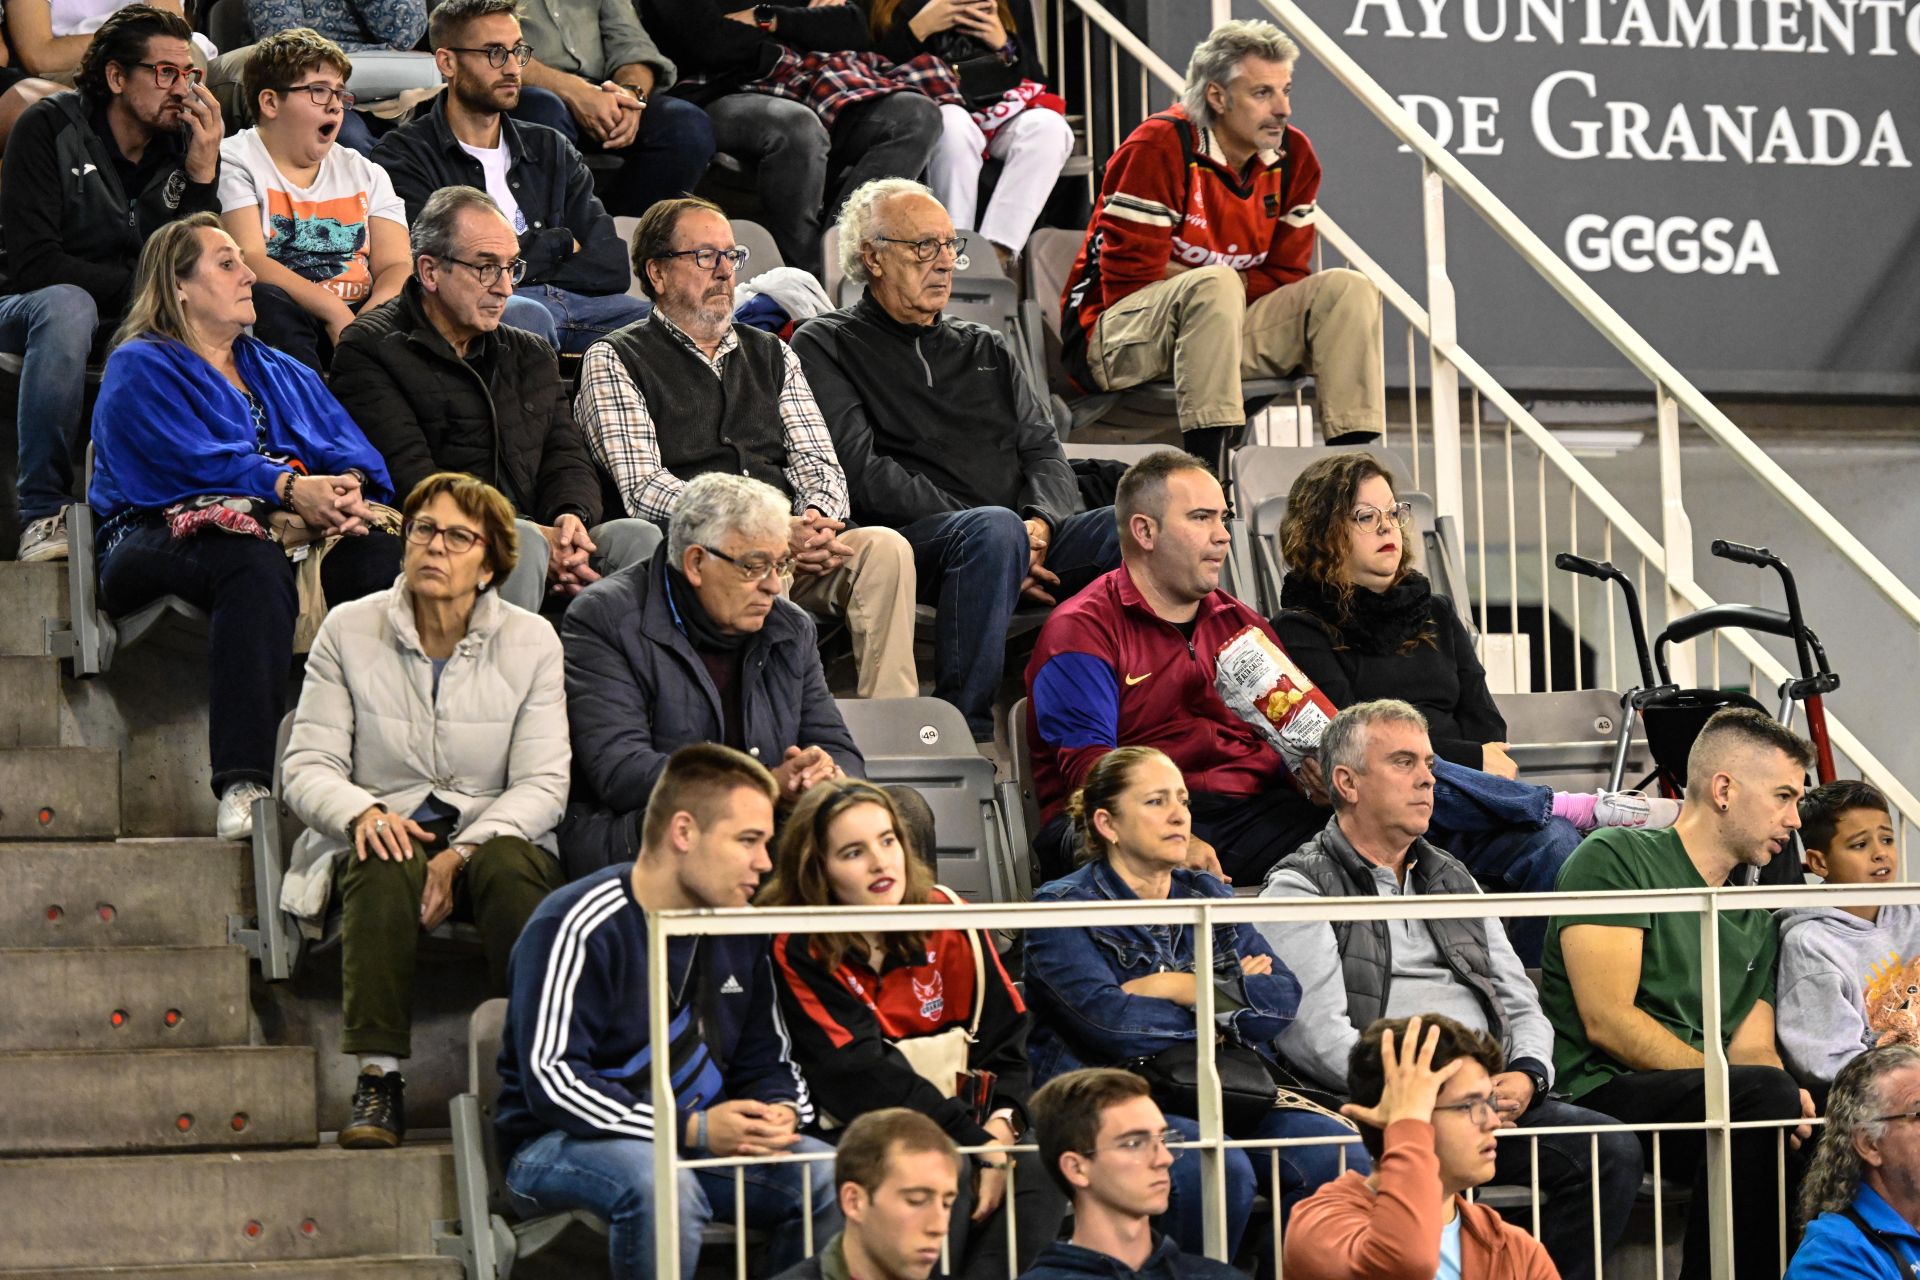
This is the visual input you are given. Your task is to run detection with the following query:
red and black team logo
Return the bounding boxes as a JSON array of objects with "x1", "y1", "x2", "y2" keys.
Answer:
[{"x1": 1263, "y1": 193, "x2": 1280, "y2": 219}]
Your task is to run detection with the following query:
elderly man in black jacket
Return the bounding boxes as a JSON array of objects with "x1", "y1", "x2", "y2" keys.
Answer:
[
  {"x1": 795, "y1": 178, "x2": 1121, "y2": 741},
  {"x1": 331, "y1": 186, "x2": 662, "y2": 611},
  {"x1": 558, "y1": 471, "x2": 863, "y2": 879},
  {"x1": 371, "y1": 0, "x2": 651, "y2": 355}
]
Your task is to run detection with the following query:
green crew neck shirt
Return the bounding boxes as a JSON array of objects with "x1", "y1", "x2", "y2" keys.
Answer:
[{"x1": 1540, "y1": 826, "x2": 1779, "y2": 1099}]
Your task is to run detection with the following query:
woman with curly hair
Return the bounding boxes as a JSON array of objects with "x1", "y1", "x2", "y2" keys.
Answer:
[{"x1": 1272, "y1": 452, "x2": 1677, "y2": 959}]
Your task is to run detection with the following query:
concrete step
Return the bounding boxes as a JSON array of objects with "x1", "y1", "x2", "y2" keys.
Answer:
[
  {"x1": 0, "y1": 748, "x2": 120, "y2": 840},
  {"x1": 0, "y1": 1259, "x2": 463, "y2": 1279},
  {"x1": 0, "y1": 946, "x2": 249, "y2": 1051},
  {"x1": 0, "y1": 656, "x2": 60, "y2": 748},
  {"x1": 0, "y1": 562, "x2": 64, "y2": 658},
  {"x1": 0, "y1": 1144, "x2": 457, "y2": 1270},
  {"x1": 0, "y1": 841, "x2": 246, "y2": 949},
  {"x1": 0, "y1": 1046, "x2": 316, "y2": 1155}
]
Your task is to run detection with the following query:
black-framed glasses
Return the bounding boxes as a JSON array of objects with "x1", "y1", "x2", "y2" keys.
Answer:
[
  {"x1": 876, "y1": 234, "x2": 968, "y2": 262},
  {"x1": 656, "y1": 245, "x2": 751, "y2": 273},
  {"x1": 134, "y1": 60, "x2": 204, "y2": 89},
  {"x1": 1432, "y1": 1093, "x2": 1502, "y2": 1126},
  {"x1": 701, "y1": 544, "x2": 792, "y2": 583},
  {"x1": 446, "y1": 42, "x2": 534, "y2": 67},
  {"x1": 1350, "y1": 501, "x2": 1413, "y2": 533},
  {"x1": 438, "y1": 255, "x2": 529, "y2": 288},
  {"x1": 1082, "y1": 1130, "x2": 1186, "y2": 1162},
  {"x1": 404, "y1": 518, "x2": 486, "y2": 554},
  {"x1": 283, "y1": 81, "x2": 357, "y2": 108},
  {"x1": 1872, "y1": 1110, "x2": 1920, "y2": 1124}
]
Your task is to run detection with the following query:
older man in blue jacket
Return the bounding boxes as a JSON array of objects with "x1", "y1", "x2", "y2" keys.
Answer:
[
  {"x1": 557, "y1": 471, "x2": 863, "y2": 878},
  {"x1": 1787, "y1": 1044, "x2": 1920, "y2": 1279}
]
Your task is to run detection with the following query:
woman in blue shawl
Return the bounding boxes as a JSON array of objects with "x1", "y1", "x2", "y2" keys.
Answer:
[{"x1": 90, "y1": 212, "x2": 402, "y2": 842}]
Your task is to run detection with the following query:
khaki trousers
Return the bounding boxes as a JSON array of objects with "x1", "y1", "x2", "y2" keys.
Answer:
[
  {"x1": 784, "y1": 525, "x2": 918, "y2": 699},
  {"x1": 1085, "y1": 264, "x2": 1384, "y2": 437}
]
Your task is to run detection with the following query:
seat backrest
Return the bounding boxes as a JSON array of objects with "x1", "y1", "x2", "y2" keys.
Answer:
[
  {"x1": 271, "y1": 711, "x2": 304, "y2": 848},
  {"x1": 823, "y1": 226, "x2": 844, "y2": 307},
  {"x1": 1228, "y1": 444, "x2": 1417, "y2": 515},
  {"x1": 862, "y1": 754, "x2": 1013, "y2": 903},
  {"x1": 612, "y1": 215, "x2": 645, "y2": 300},
  {"x1": 836, "y1": 697, "x2": 976, "y2": 759},
  {"x1": 1026, "y1": 228, "x2": 1082, "y2": 342},
  {"x1": 1006, "y1": 697, "x2": 1041, "y2": 858},
  {"x1": 1494, "y1": 688, "x2": 1648, "y2": 792},
  {"x1": 468, "y1": 997, "x2": 515, "y2": 1205},
  {"x1": 731, "y1": 219, "x2": 784, "y2": 274},
  {"x1": 943, "y1": 275, "x2": 1019, "y2": 337}
]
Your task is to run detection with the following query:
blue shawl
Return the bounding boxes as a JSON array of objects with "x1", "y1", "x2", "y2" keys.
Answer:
[{"x1": 88, "y1": 334, "x2": 393, "y2": 520}]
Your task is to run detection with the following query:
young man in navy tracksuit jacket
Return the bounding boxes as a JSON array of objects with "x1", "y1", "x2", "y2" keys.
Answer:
[{"x1": 495, "y1": 744, "x2": 840, "y2": 1280}]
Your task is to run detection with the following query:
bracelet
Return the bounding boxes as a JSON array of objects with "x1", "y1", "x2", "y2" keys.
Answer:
[
  {"x1": 695, "y1": 1109, "x2": 710, "y2": 1152},
  {"x1": 277, "y1": 471, "x2": 296, "y2": 507}
]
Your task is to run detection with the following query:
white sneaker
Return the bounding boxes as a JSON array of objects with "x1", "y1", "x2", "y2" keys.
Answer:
[
  {"x1": 216, "y1": 782, "x2": 273, "y2": 841},
  {"x1": 17, "y1": 512, "x2": 67, "y2": 562},
  {"x1": 1593, "y1": 789, "x2": 1682, "y2": 830}
]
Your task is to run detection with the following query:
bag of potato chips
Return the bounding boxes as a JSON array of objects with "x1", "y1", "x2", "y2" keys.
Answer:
[{"x1": 1213, "y1": 625, "x2": 1338, "y2": 776}]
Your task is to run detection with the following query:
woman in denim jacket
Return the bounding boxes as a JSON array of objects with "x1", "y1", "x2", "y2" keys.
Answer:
[{"x1": 1024, "y1": 746, "x2": 1368, "y2": 1260}]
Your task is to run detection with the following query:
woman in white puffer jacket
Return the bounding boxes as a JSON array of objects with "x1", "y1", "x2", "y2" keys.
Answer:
[{"x1": 281, "y1": 471, "x2": 569, "y2": 1150}]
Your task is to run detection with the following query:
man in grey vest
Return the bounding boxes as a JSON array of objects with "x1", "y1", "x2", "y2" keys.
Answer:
[
  {"x1": 574, "y1": 196, "x2": 916, "y2": 698},
  {"x1": 1254, "y1": 699, "x2": 1640, "y2": 1280}
]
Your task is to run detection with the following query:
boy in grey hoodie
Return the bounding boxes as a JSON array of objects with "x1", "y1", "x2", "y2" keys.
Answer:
[{"x1": 1776, "y1": 781, "x2": 1920, "y2": 1101}]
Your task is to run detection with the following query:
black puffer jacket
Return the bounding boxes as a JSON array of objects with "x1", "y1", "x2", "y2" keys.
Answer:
[{"x1": 331, "y1": 278, "x2": 603, "y2": 524}]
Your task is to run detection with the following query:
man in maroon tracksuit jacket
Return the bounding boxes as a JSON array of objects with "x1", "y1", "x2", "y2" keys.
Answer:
[{"x1": 1058, "y1": 19, "x2": 1383, "y2": 464}]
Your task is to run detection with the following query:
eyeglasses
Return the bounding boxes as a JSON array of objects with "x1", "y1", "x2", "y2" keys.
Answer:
[
  {"x1": 1350, "y1": 501, "x2": 1413, "y2": 533},
  {"x1": 1082, "y1": 1130, "x2": 1186, "y2": 1162},
  {"x1": 134, "y1": 61, "x2": 204, "y2": 89},
  {"x1": 701, "y1": 544, "x2": 792, "y2": 583},
  {"x1": 876, "y1": 235, "x2": 968, "y2": 263},
  {"x1": 404, "y1": 518, "x2": 485, "y2": 554},
  {"x1": 438, "y1": 255, "x2": 529, "y2": 288},
  {"x1": 1431, "y1": 1094, "x2": 1502, "y2": 1126},
  {"x1": 446, "y1": 42, "x2": 534, "y2": 67},
  {"x1": 656, "y1": 246, "x2": 751, "y2": 273},
  {"x1": 1872, "y1": 1109, "x2": 1920, "y2": 1124},
  {"x1": 282, "y1": 82, "x2": 357, "y2": 109}
]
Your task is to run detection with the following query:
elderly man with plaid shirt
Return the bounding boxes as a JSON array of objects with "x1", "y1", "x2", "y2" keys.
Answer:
[{"x1": 575, "y1": 196, "x2": 917, "y2": 699}]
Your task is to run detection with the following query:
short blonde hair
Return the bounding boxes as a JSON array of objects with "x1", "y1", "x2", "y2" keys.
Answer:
[
  {"x1": 401, "y1": 472, "x2": 521, "y2": 584},
  {"x1": 113, "y1": 212, "x2": 225, "y2": 350}
]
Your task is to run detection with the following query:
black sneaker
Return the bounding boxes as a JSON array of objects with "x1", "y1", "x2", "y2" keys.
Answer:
[{"x1": 339, "y1": 1067, "x2": 406, "y2": 1149}]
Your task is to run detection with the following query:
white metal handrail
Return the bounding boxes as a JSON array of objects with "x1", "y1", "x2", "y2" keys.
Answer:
[{"x1": 646, "y1": 882, "x2": 1920, "y2": 1280}]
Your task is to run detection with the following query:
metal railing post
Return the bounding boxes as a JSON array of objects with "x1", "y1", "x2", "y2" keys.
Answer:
[
  {"x1": 1193, "y1": 903, "x2": 1229, "y2": 1260},
  {"x1": 1656, "y1": 386, "x2": 1698, "y2": 686},
  {"x1": 650, "y1": 912, "x2": 681, "y2": 1280},
  {"x1": 1212, "y1": 0, "x2": 1232, "y2": 25},
  {"x1": 1419, "y1": 163, "x2": 1465, "y2": 571},
  {"x1": 1699, "y1": 905, "x2": 1733, "y2": 1280}
]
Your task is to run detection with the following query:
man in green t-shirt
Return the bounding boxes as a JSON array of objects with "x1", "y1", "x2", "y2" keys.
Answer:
[{"x1": 1541, "y1": 706, "x2": 1817, "y2": 1280}]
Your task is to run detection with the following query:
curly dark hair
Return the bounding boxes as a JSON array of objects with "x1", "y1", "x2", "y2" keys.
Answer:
[
  {"x1": 1278, "y1": 452, "x2": 1429, "y2": 652},
  {"x1": 78, "y1": 4, "x2": 194, "y2": 105}
]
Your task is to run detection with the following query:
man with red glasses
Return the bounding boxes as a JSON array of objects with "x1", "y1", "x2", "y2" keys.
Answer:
[{"x1": 0, "y1": 3, "x2": 222, "y2": 563}]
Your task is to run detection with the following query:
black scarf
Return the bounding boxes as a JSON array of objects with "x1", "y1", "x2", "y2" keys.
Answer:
[
  {"x1": 1279, "y1": 570, "x2": 1434, "y2": 655},
  {"x1": 665, "y1": 565, "x2": 749, "y2": 653}
]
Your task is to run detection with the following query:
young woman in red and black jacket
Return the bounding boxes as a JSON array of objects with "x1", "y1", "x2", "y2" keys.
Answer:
[{"x1": 763, "y1": 778, "x2": 1067, "y2": 1278}]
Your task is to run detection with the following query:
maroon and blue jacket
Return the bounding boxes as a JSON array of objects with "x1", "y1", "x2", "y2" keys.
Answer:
[{"x1": 1024, "y1": 564, "x2": 1296, "y2": 827}]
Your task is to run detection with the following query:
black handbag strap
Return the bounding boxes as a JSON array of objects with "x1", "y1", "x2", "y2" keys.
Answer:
[{"x1": 1842, "y1": 1207, "x2": 1920, "y2": 1276}]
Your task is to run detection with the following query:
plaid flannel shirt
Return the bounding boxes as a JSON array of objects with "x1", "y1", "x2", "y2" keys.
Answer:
[{"x1": 575, "y1": 311, "x2": 850, "y2": 524}]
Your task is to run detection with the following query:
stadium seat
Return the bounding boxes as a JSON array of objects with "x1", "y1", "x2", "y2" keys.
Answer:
[
  {"x1": 1005, "y1": 696, "x2": 1041, "y2": 859},
  {"x1": 1021, "y1": 227, "x2": 1306, "y2": 439},
  {"x1": 1495, "y1": 688, "x2": 1652, "y2": 794},
  {"x1": 836, "y1": 697, "x2": 1031, "y2": 903},
  {"x1": 730, "y1": 218, "x2": 785, "y2": 275}
]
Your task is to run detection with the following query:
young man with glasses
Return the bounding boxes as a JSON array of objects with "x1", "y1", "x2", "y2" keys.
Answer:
[
  {"x1": 574, "y1": 195, "x2": 918, "y2": 712},
  {"x1": 218, "y1": 28, "x2": 412, "y2": 371},
  {"x1": 371, "y1": 0, "x2": 652, "y2": 353},
  {"x1": 0, "y1": 4, "x2": 222, "y2": 563},
  {"x1": 555, "y1": 470, "x2": 867, "y2": 878},
  {"x1": 1283, "y1": 1014, "x2": 1558, "y2": 1279},
  {"x1": 332, "y1": 185, "x2": 663, "y2": 611},
  {"x1": 1020, "y1": 1067, "x2": 1241, "y2": 1279},
  {"x1": 796, "y1": 177, "x2": 1120, "y2": 743}
]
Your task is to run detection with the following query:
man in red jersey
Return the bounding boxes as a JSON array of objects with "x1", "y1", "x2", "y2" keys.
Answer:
[{"x1": 1059, "y1": 20, "x2": 1383, "y2": 464}]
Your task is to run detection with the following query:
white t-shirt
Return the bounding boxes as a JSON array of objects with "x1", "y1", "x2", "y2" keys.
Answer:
[
  {"x1": 218, "y1": 128, "x2": 407, "y2": 307},
  {"x1": 457, "y1": 139, "x2": 527, "y2": 235},
  {"x1": 1435, "y1": 1212, "x2": 1463, "y2": 1280}
]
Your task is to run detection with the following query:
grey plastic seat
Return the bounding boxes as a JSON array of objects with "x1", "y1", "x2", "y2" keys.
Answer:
[{"x1": 1495, "y1": 688, "x2": 1651, "y2": 792}]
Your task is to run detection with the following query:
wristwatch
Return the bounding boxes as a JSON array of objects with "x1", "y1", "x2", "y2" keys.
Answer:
[{"x1": 753, "y1": 3, "x2": 777, "y2": 30}]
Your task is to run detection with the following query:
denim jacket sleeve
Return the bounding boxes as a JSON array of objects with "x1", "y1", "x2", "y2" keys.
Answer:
[
  {"x1": 1227, "y1": 919, "x2": 1302, "y2": 1051},
  {"x1": 1024, "y1": 909, "x2": 1204, "y2": 1060}
]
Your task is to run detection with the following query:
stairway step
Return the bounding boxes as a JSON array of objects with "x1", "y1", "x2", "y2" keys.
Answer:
[
  {"x1": 0, "y1": 1144, "x2": 456, "y2": 1269},
  {"x1": 0, "y1": 748, "x2": 120, "y2": 840},
  {"x1": 0, "y1": 841, "x2": 246, "y2": 949},
  {"x1": 0, "y1": 947, "x2": 249, "y2": 1051},
  {"x1": 0, "y1": 1046, "x2": 316, "y2": 1155},
  {"x1": 0, "y1": 562, "x2": 64, "y2": 657},
  {"x1": 0, "y1": 1258, "x2": 463, "y2": 1279},
  {"x1": 0, "y1": 656, "x2": 60, "y2": 748}
]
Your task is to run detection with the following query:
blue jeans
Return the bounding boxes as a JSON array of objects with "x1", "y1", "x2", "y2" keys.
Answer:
[
  {"x1": 1429, "y1": 757, "x2": 1581, "y2": 964},
  {"x1": 0, "y1": 284, "x2": 98, "y2": 524},
  {"x1": 499, "y1": 294, "x2": 562, "y2": 350},
  {"x1": 1161, "y1": 1109, "x2": 1368, "y2": 1259},
  {"x1": 501, "y1": 516, "x2": 662, "y2": 613},
  {"x1": 511, "y1": 90, "x2": 716, "y2": 218},
  {"x1": 900, "y1": 504, "x2": 1121, "y2": 739},
  {"x1": 504, "y1": 1128, "x2": 840, "y2": 1280},
  {"x1": 509, "y1": 285, "x2": 651, "y2": 355}
]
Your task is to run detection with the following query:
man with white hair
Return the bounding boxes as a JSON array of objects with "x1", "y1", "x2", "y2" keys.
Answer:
[
  {"x1": 555, "y1": 471, "x2": 864, "y2": 878},
  {"x1": 1058, "y1": 19, "x2": 1384, "y2": 465},
  {"x1": 796, "y1": 177, "x2": 1120, "y2": 742}
]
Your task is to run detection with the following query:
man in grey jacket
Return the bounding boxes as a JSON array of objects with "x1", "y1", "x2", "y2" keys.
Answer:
[{"x1": 1254, "y1": 699, "x2": 1641, "y2": 1280}]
